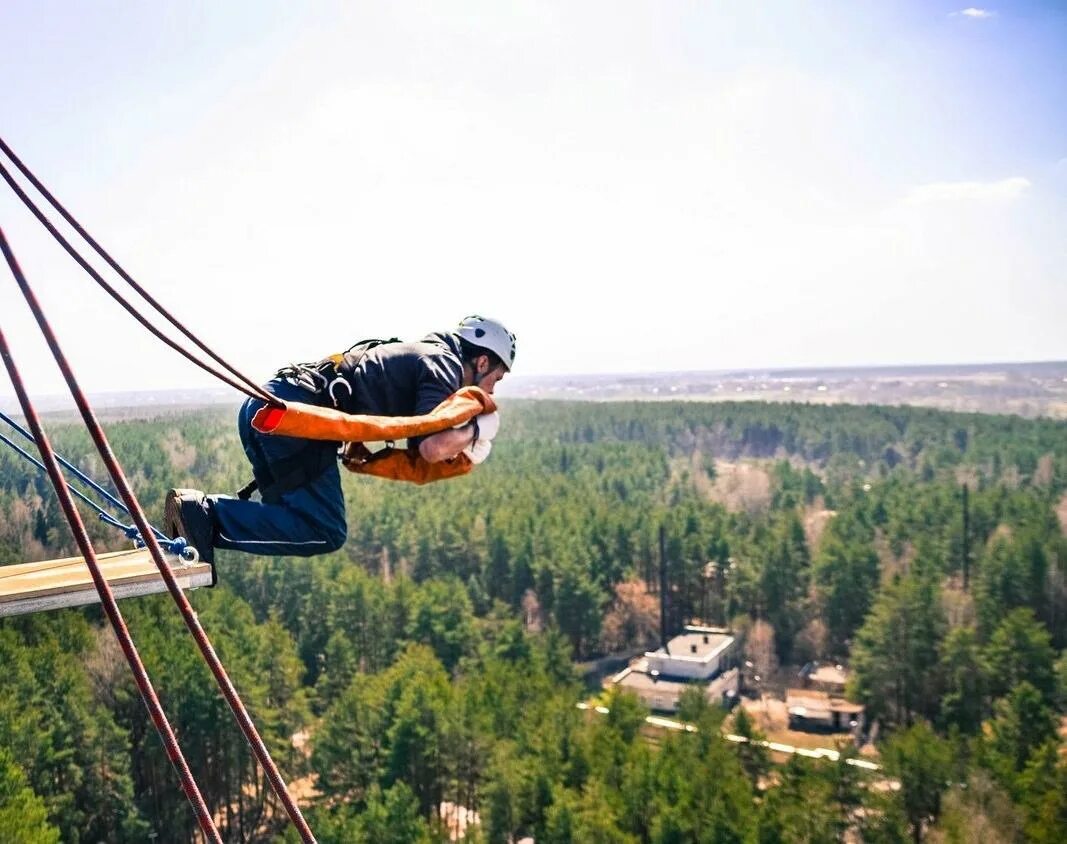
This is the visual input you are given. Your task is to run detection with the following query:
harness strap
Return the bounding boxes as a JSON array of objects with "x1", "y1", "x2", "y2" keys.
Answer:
[
  {"x1": 242, "y1": 442, "x2": 339, "y2": 504},
  {"x1": 272, "y1": 338, "x2": 400, "y2": 409},
  {"x1": 237, "y1": 339, "x2": 403, "y2": 497}
]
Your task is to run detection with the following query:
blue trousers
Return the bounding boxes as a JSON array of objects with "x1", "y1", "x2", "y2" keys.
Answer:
[{"x1": 210, "y1": 380, "x2": 347, "y2": 557}]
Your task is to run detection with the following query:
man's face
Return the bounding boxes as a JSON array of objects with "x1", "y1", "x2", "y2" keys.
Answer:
[{"x1": 468, "y1": 355, "x2": 507, "y2": 394}]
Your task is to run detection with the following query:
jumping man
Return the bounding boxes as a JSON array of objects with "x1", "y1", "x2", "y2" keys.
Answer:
[{"x1": 164, "y1": 316, "x2": 515, "y2": 565}]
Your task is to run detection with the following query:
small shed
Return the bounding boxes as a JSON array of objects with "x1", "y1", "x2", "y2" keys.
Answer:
[{"x1": 786, "y1": 688, "x2": 865, "y2": 732}]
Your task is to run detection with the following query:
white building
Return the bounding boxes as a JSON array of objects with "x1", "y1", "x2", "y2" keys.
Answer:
[{"x1": 610, "y1": 626, "x2": 739, "y2": 713}]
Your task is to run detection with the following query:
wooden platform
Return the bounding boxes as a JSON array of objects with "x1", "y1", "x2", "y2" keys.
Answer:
[{"x1": 0, "y1": 548, "x2": 214, "y2": 618}]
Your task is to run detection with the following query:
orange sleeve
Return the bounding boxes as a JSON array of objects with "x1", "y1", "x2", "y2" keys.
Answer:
[
  {"x1": 343, "y1": 447, "x2": 474, "y2": 485},
  {"x1": 251, "y1": 386, "x2": 497, "y2": 442}
]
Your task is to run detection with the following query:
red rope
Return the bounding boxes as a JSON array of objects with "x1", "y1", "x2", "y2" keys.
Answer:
[
  {"x1": 0, "y1": 240, "x2": 223, "y2": 843},
  {"x1": 0, "y1": 227, "x2": 317, "y2": 843},
  {"x1": 0, "y1": 144, "x2": 281, "y2": 409}
]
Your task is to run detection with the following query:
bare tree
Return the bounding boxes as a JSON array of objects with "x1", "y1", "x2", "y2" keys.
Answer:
[
  {"x1": 521, "y1": 589, "x2": 543, "y2": 632},
  {"x1": 745, "y1": 620, "x2": 778, "y2": 681},
  {"x1": 794, "y1": 618, "x2": 829, "y2": 664},
  {"x1": 600, "y1": 580, "x2": 660, "y2": 653}
]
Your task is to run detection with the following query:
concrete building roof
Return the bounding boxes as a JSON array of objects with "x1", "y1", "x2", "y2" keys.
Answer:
[
  {"x1": 617, "y1": 668, "x2": 691, "y2": 696},
  {"x1": 613, "y1": 663, "x2": 740, "y2": 708},
  {"x1": 646, "y1": 626, "x2": 734, "y2": 665}
]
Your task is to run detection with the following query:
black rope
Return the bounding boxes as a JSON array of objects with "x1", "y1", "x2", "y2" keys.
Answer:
[{"x1": 0, "y1": 138, "x2": 282, "y2": 409}]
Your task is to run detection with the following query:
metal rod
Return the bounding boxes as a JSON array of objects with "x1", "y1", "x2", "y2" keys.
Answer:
[
  {"x1": 0, "y1": 246, "x2": 222, "y2": 842},
  {"x1": 962, "y1": 483, "x2": 970, "y2": 592},
  {"x1": 1, "y1": 226, "x2": 316, "y2": 843},
  {"x1": 660, "y1": 524, "x2": 670, "y2": 653}
]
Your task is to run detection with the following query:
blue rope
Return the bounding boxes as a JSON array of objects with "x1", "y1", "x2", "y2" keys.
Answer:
[
  {"x1": 0, "y1": 409, "x2": 128, "y2": 513},
  {"x1": 1, "y1": 429, "x2": 121, "y2": 521},
  {"x1": 0, "y1": 416, "x2": 187, "y2": 556}
]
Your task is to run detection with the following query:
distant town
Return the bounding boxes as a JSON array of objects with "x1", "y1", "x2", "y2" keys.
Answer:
[{"x1": 507, "y1": 360, "x2": 1067, "y2": 419}]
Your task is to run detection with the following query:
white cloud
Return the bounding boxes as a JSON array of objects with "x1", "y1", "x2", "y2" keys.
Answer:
[
  {"x1": 904, "y1": 177, "x2": 1030, "y2": 204},
  {"x1": 952, "y1": 8, "x2": 996, "y2": 19}
]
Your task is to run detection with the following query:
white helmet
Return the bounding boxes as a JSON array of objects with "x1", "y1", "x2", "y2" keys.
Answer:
[{"x1": 456, "y1": 315, "x2": 517, "y2": 371}]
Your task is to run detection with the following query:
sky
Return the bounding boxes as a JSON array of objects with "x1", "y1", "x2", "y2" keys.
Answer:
[{"x1": 1, "y1": 1, "x2": 1065, "y2": 398}]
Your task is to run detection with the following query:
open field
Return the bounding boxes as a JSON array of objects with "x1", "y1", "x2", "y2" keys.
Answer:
[{"x1": 5, "y1": 361, "x2": 1066, "y2": 420}]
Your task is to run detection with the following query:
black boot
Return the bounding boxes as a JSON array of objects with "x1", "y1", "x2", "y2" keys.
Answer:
[{"x1": 164, "y1": 488, "x2": 216, "y2": 566}]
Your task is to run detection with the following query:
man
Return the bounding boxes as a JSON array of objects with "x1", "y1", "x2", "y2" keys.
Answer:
[{"x1": 164, "y1": 316, "x2": 514, "y2": 565}]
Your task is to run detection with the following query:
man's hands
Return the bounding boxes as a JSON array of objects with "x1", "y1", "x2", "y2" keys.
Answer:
[
  {"x1": 464, "y1": 439, "x2": 492, "y2": 464},
  {"x1": 463, "y1": 411, "x2": 499, "y2": 465},
  {"x1": 472, "y1": 411, "x2": 499, "y2": 443},
  {"x1": 339, "y1": 409, "x2": 500, "y2": 466}
]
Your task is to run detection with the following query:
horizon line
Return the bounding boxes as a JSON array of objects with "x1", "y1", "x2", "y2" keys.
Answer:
[{"x1": 2, "y1": 357, "x2": 1065, "y2": 407}]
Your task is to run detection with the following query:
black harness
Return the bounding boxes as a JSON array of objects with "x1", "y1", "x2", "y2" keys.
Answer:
[
  {"x1": 236, "y1": 339, "x2": 399, "y2": 503},
  {"x1": 273, "y1": 337, "x2": 400, "y2": 411}
]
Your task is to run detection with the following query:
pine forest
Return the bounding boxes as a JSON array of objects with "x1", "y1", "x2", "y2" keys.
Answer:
[{"x1": 1, "y1": 397, "x2": 1065, "y2": 843}]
